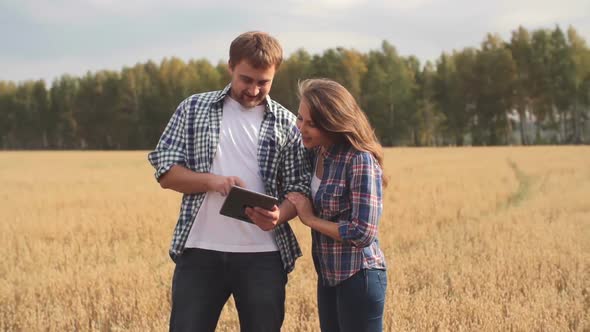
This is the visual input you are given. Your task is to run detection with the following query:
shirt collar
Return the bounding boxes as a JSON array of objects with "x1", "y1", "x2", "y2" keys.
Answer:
[
  {"x1": 213, "y1": 84, "x2": 232, "y2": 103},
  {"x1": 315, "y1": 142, "x2": 350, "y2": 159}
]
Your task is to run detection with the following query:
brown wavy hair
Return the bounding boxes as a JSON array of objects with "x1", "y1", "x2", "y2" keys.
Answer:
[
  {"x1": 229, "y1": 31, "x2": 283, "y2": 70},
  {"x1": 298, "y1": 78, "x2": 387, "y2": 186}
]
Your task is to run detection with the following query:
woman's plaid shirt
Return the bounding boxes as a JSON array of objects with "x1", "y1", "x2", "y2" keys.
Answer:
[
  {"x1": 310, "y1": 144, "x2": 386, "y2": 286},
  {"x1": 148, "y1": 85, "x2": 311, "y2": 273}
]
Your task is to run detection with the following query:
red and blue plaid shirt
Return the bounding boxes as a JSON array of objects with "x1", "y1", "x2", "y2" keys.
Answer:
[{"x1": 309, "y1": 144, "x2": 386, "y2": 286}]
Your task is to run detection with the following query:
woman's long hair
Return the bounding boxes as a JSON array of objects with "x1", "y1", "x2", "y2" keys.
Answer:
[{"x1": 298, "y1": 78, "x2": 387, "y2": 186}]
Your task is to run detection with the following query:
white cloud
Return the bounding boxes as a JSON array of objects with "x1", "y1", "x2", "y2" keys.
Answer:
[
  {"x1": 495, "y1": 0, "x2": 589, "y2": 29},
  {"x1": 286, "y1": 0, "x2": 439, "y2": 17},
  {"x1": 288, "y1": 0, "x2": 366, "y2": 10},
  {"x1": 380, "y1": 0, "x2": 439, "y2": 11},
  {"x1": 286, "y1": 0, "x2": 367, "y2": 18},
  {"x1": 14, "y1": 0, "x2": 212, "y2": 24},
  {"x1": 0, "y1": 30, "x2": 381, "y2": 83},
  {"x1": 0, "y1": 34, "x2": 231, "y2": 83},
  {"x1": 279, "y1": 30, "x2": 382, "y2": 56},
  {"x1": 2, "y1": 0, "x2": 589, "y2": 82}
]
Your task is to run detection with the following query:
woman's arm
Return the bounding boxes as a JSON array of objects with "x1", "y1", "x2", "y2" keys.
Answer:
[{"x1": 337, "y1": 152, "x2": 383, "y2": 247}]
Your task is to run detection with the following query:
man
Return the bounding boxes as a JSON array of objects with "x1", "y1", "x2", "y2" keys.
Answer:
[{"x1": 148, "y1": 31, "x2": 310, "y2": 332}]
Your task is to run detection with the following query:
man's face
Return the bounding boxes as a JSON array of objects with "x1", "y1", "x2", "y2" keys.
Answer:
[{"x1": 228, "y1": 60, "x2": 276, "y2": 108}]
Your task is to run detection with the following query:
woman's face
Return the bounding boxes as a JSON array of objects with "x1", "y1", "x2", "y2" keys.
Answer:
[{"x1": 296, "y1": 100, "x2": 333, "y2": 149}]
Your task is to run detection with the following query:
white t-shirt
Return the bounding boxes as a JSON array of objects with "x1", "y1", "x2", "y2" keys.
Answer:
[
  {"x1": 311, "y1": 156, "x2": 321, "y2": 198},
  {"x1": 311, "y1": 174, "x2": 321, "y2": 199},
  {"x1": 185, "y1": 96, "x2": 279, "y2": 252}
]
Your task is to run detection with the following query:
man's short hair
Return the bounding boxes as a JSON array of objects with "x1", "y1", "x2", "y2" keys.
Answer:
[{"x1": 229, "y1": 31, "x2": 283, "y2": 70}]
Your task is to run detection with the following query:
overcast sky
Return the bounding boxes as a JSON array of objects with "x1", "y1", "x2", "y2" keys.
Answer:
[{"x1": 1, "y1": 0, "x2": 589, "y2": 83}]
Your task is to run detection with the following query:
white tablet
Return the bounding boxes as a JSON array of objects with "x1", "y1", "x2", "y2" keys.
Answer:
[{"x1": 219, "y1": 186, "x2": 279, "y2": 223}]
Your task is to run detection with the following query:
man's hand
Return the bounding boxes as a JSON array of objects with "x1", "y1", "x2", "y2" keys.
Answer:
[
  {"x1": 245, "y1": 205, "x2": 280, "y2": 231},
  {"x1": 207, "y1": 175, "x2": 246, "y2": 196}
]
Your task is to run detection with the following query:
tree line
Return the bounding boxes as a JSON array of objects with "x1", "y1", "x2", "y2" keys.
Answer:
[{"x1": 1, "y1": 25, "x2": 589, "y2": 149}]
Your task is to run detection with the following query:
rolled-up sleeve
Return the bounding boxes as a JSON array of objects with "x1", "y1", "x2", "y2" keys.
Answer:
[
  {"x1": 278, "y1": 124, "x2": 311, "y2": 197},
  {"x1": 147, "y1": 101, "x2": 187, "y2": 181},
  {"x1": 338, "y1": 152, "x2": 383, "y2": 247}
]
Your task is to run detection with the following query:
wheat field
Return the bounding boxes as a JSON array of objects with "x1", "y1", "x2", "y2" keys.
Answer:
[{"x1": 1, "y1": 147, "x2": 589, "y2": 331}]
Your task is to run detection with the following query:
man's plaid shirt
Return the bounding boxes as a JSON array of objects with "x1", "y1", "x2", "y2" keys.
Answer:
[
  {"x1": 148, "y1": 84, "x2": 311, "y2": 273},
  {"x1": 310, "y1": 144, "x2": 386, "y2": 286}
]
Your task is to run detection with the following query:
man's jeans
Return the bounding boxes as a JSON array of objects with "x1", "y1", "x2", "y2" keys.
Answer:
[
  {"x1": 169, "y1": 248, "x2": 287, "y2": 332},
  {"x1": 317, "y1": 269, "x2": 388, "y2": 332}
]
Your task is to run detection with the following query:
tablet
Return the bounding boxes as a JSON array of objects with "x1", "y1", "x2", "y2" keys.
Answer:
[{"x1": 219, "y1": 186, "x2": 279, "y2": 223}]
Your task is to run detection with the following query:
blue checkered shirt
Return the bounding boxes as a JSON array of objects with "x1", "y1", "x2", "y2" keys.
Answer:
[
  {"x1": 310, "y1": 144, "x2": 386, "y2": 286},
  {"x1": 148, "y1": 84, "x2": 311, "y2": 273}
]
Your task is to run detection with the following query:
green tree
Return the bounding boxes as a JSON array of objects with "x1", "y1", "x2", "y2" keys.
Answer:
[
  {"x1": 49, "y1": 75, "x2": 79, "y2": 148},
  {"x1": 509, "y1": 26, "x2": 534, "y2": 144},
  {"x1": 362, "y1": 41, "x2": 414, "y2": 145},
  {"x1": 310, "y1": 47, "x2": 368, "y2": 101},
  {"x1": 139, "y1": 61, "x2": 170, "y2": 149},
  {"x1": 31, "y1": 80, "x2": 51, "y2": 148},
  {"x1": 473, "y1": 34, "x2": 517, "y2": 145},
  {"x1": 1, "y1": 25, "x2": 588, "y2": 149},
  {"x1": 568, "y1": 26, "x2": 590, "y2": 143},
  {"x1": 550, "y1": 26, "x2": 577, "y2": 142},
  {"x1": 0, "y1": 81, "x2": 17, "y2": 148},
  {"x1": 408, "y1": 59, "x2": 445, "y2": 146},
  {"x1": 434, "y1": 49, "x2": 479, "y2": 146},
  {"x1": 10, "y1": 81, "x2": 47, "y2": 148},
  {"x1": 189, "y1": 59, "x2": 224, "y2": 92},
  {"x1": 530, "y1": 29, "x2": 555, "y2": 142},
  {"x1": 74, "y1": 71, "x2": 121, "y2": 148},
  {"x1": 272, "y1": 49, "x2": 313, "y2": 112},
  {"x1": 216, "y1": 61, "x2": 231, "y2": 87}
]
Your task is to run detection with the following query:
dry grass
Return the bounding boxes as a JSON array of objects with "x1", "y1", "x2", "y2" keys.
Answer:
[{"x1": 1, "y1": 147, "x2": 588, "y2": 331}]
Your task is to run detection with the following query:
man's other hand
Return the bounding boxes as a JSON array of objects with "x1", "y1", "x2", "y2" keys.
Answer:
[
  {"x1": 208, "y1": 175, "x2": 246, "y2": 196},
  {"x1": 245, "y1": 205, "x2": 280, "y2": 231}
]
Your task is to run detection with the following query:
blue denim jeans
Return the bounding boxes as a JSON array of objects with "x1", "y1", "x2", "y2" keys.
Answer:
[
  {"x1": 317, "y1": 269, "x2": 387, "y2": 332},
  {"x1": 169, "y1": 248, "x2": 287, "y2": 332}
]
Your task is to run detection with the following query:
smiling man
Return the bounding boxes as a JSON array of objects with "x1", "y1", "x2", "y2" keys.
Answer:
[{"x1": 148, "y1": 31, "x2": 311, "y2": 332}]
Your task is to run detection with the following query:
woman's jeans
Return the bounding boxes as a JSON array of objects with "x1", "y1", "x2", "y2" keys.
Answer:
[{"x1": 317, "y1": 269, "x2": 387, "y2": 332}]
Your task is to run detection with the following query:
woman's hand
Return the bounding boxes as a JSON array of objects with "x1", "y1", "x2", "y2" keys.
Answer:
[{"x1": 285, "y1": 192, "x2": 315, "y2": 226}]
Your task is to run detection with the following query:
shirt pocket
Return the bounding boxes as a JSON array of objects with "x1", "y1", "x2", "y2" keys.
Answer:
[{"x1": 320, "y1": 184, "x2": 349, "y2": 220}]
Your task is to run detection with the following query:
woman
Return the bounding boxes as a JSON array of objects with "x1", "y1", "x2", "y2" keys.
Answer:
[{"x1": 286, "y1": 78, "x2": 387, "y2": 332}]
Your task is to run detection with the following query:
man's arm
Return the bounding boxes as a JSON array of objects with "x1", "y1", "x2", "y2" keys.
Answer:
[
  {"x1": 160, "y1": 165, "x2": 245, "y2": 196},
  {"x1": 279, "y1": 124, "x2": 312, "y2": 198},
  {"x1": 148, "y1": 99, "x2": 245, "y2": 196},
  {"x1": 277, "y1": 199, "x2": 297, "y2": 224}
]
